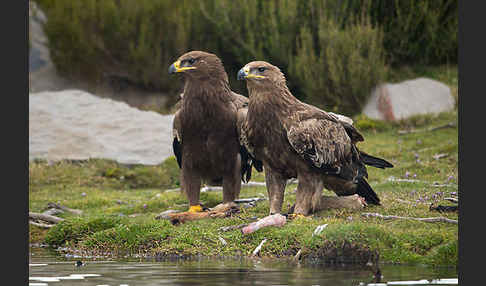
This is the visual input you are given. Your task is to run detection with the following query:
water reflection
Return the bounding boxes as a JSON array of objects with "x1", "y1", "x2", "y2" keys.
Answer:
[{"x1": 29, "y1": 247, "x2": 457, "y2": 286}]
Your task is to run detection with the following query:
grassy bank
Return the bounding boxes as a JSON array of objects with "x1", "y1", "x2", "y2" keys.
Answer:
[{"x1": 29, "y1": 108, "x2": 458, "y2": 267}]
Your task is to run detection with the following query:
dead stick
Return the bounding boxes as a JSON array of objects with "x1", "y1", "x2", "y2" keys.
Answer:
[
  {"x1": 29, "y1": 212, "x2": 64, "y2": 224},
  {"x1": 361, "y1": 212, "x2": 457, "y2": 224},
  {"x1": 234, "y1": 197, "x2": 267, "y2": 204},
  {"x1": 292, "y1": 249, "x2": 302, "y2": 262},
  {"x1": 165, "y1": 180, "x2": 298, "y2": 193},
  {"x1": 47, "y1": 202, "x2": 83, "y2": 215},
  {"x1": 29, "y1": 221, "x2": 55, "y2": 229},
  {"x1": 252, "y1": 238, "x2": 267, "y2": 257},
  {"x1": 398, "y1": 122, "x2": 456, "y2": 135},
  {"x1": 387, "y1": 177, "x2": 457, "y2": 188},
  {"x1": 444, "y1": 197, "x2": 458, "y2": 203}
]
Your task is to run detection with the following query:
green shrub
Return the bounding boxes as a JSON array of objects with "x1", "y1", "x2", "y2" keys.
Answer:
[
  {"x1": 346, "y1": 0, "x2": 458, "y2": 65},
  {"x1": 37, "y1": 0, "x2": 193, "y2": 92},
  {"x1": 35, "y1": 0, "x2": 457, "y2": 115},
  {"x1": 290, "y1": 15, "x2": 386, "y2": 114}
]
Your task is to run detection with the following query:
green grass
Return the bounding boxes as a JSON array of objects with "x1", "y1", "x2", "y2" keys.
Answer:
[{"x1": 29, "y1": 108, "x2": 458, "y2": 266}]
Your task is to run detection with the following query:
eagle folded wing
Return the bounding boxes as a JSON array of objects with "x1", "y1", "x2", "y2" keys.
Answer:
[
  {"x1": 286, "y1": 118, "x2": 351, "y2": 171},
  {"x1": 236, "y1": 105, "x2": 263, "y2": 180}
]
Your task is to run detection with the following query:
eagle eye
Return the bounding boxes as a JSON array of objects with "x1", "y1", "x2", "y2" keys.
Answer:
[
  {"x1": 258, "y1": 67, "x2": 266, "y2": 72},
  {"x1": 188, "y1": 58, "x2": 196, "y2": 65}
]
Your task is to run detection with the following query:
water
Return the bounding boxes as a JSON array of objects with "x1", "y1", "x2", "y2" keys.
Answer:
[{"x1": 29, "y1": 247, "x2": 457, "y2": 286}]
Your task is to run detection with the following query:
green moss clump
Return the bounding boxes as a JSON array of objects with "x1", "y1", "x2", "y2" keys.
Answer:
[{"x1": 45, "y1": 216, "x2": 122, "y2": 246}]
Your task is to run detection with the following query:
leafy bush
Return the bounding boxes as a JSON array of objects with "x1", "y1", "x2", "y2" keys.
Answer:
[
  {"x1": 35, "y1": 0, "x2": 457, "y2": 115},
  {"x1": 290, "y1": 15, "x2": 386, "y2": 114}
]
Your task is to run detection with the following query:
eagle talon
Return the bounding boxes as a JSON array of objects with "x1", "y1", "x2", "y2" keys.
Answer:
[{"x1": 188, "y1": 205, "x2": 204, "y2": 213}]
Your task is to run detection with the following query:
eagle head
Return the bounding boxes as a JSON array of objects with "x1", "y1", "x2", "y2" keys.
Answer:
[
  {"x1": 237, "y1": 61, "x2": 286, "y2": 87},
  {"x1": 169, "y1": 51, "x2": 227, "y2": 82}
]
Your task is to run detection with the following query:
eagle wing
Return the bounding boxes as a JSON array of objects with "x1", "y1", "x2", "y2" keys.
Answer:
[
  {"x1": 235, "y1": 95, "x2": 263, "y2": 181},
  {"x1": 286, "y1": 110, "x2": 353, "y2": 172}
]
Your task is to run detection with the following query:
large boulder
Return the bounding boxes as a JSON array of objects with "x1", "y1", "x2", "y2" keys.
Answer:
[
  {"x1": 29, "y1": 90, "x2": 175, "y2": 165},
  {"x1": 362, "y1": 78, "x2": 455, "y2": 121}
]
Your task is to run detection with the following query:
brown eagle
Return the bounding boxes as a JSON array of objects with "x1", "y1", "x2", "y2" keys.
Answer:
[
  {"x1": 168, "y1": 51, "x2": 261, "y2": 213},
  {"x1": 237, "y1": 61, "x2": 393, "y2": 216}
]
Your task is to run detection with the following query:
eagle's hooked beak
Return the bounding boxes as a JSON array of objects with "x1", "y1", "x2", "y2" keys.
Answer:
[
  {"x1": 168, "y1": 60, "x2": 196, "y2": 74},
  {"x1": 237, "y1": 67, "x2": 249, "y2": 80},
  {"x1": 237, "y1": 66, "x2": 265, "y2": 80}
]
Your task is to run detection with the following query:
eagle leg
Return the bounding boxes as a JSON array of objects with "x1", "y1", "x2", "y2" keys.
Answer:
[
  {"x1": 221, "y1": 154, "x2": 243, "y2": 204},
  {"x1": 293, "y1": 172, "x2": 324, "y2": 216},
  {"x1": 181, "y1": 167, "x2": 202, "y2": 212},
  {"x1": 264, "y1": 167, "x2": 287, "y2": 215}
]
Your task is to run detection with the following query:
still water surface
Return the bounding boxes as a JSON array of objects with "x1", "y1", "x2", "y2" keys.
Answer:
[{"x1": 29, "y1": 247, "x2": 457, "y2": 286}]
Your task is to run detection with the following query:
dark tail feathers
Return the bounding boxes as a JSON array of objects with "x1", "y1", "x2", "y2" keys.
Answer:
[
  {"x1": 360, "y1": 151, "x2": 394, "y2": 169},
  {"x1": 356, "y1": 178, "x2": 381, "y2": 205},
  {"x1": 240, "y1": 146, "x2": 263, "y2": 183}
]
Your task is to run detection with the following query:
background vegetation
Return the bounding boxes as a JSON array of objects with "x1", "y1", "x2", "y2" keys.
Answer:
[{"x1": 34, "y1": 0, "x2": 457, "y2": 115}]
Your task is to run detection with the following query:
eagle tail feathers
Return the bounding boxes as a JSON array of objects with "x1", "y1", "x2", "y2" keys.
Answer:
[
  {"x1": 173, "y1": 138, "x2": 182, "y2": 169},
  {"x1": 356, "y1": 178, "x2": 381, "y2": 205},
  {"x1": 360, "y1": 152, "x2": 393, "y2": 169},
  {"x1": 239, "y1": 145, "x2": 263, "y2": 183}
]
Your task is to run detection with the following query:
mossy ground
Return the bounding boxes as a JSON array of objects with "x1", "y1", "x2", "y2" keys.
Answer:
[
  {"x1": 29, "y1": 111, "x2": 457, "y2": 267},
  {"x1": 29, "y1": 65, "x2": 458, "y2": 267}
]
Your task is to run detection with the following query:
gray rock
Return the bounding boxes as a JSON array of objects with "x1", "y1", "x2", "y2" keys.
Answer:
[
  {"x1": 362, "y1": 78, "x2": 455, "y2": 121},
  {"x1": 29, "y1": 90, "x2": 174, "y2": 165}
]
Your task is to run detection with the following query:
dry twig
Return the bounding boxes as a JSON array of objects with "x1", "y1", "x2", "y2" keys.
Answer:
[
  {"x1": 252, "y1": 238, "x2": 267, "y2": 257},
  {"x1": 361, "y1": 212, "x2": 457, "y2": 224}
]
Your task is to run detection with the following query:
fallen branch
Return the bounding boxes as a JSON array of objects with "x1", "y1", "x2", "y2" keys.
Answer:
[
  {"x1": 433, "y1": 153, "x2": 449, "y2": 160},
  {"x1": 292, "y1": 249, "x2": 302, "y2": 262},
  {"x1": 29, "y1": 212, "x2": 64, "y2": 224},
  {"x1": 164, "y1": 180, "x2": 297, "y2": 193},
  {"x1": 312, "y1": 224, "x2": 329, "y2": 236},
  {"x1": 42, "y1": 208, "x2": 64, "y2": 216},
  {"x1": 47, "y1": 202, "x2": 83, "y2": 215},
  {"x1": 252, "y1": 238, "x2": 267, "y2": 257},
  {"x1": 444, "y1": 197, "x2": 458, "y2": 203},
  {"x1": 387, "y1": 177, "x2": 457, "y2": 188},
  {"x1": 398, "y1": 122, "x2": 456, "y2": 135},
  {"x1": 29, "y1": 221, "x2": 55, "y2": 229},
  {"x1": 234, "y1": 197, "x2": 267, "y2": 204},
  {"x1": 361, "y1": 212, "x2": 457, "y2": 224},
  {"x1": 395, "y1": 198, "x2": 417, "y2": 205},
  {"x1": 218, "y1": 236, "x2": 227, "y2": 246}
]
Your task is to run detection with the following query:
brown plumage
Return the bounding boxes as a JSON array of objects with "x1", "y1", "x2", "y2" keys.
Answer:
[
  {"x1": 168, "y1": 51, "x2": 261, "y2": 212},
  {"x1": 237, "y1": 61, "x2": 393, "y2": 216}
]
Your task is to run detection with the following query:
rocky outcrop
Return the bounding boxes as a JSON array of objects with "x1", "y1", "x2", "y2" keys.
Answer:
[
  {"x1": 29, "y1": 90, "x2": 174, "y2": 165},
  {"x1": 362, "y1": 78, "x2": 455, "y2": 121}
]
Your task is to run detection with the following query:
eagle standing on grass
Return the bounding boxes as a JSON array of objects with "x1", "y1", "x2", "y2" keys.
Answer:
[
  {"x1": 237, "y1": 61, "x2": 393, "y2": 216},
  {"x1": 168, "y1": 51, "x2": 261, "y2": 213}
]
